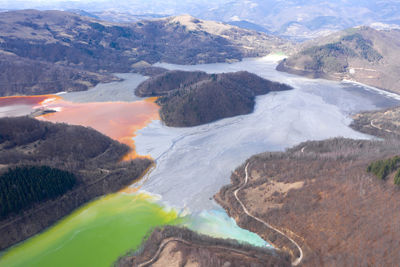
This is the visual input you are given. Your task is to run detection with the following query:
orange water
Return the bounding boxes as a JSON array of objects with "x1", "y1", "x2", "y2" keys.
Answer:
[
  {"x1": 0, "y1": 94, "x2": 159, "y2": 160},
  {"x1": 39, "y1": 98, "x2": 159, "y2": 160},
  {"x1": 0, "y1": 95, "x2": 172, "y2": 267}
]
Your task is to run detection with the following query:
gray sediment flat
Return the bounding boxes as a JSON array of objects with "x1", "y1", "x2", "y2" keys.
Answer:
[
  {"x1": 134, "y1": 56, "x2": 400, "y2": 211},
  {"x1": 0, "y1": 104, "x2": 35, "y2": 117},
  {"x1": 61, "y1": 73, "x2": 147, "y2": 103}
]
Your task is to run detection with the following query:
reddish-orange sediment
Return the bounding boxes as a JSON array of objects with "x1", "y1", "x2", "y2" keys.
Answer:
[
  {"x1": 0, "y1": 95, "x2": 159, "y2": 160},
  {"x1": 38, "y1": 99, "x2": 160, "y2": 160}
]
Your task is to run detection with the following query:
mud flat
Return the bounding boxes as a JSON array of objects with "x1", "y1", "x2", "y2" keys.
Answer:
[{"x1": 61, "y1": 73, "x2": 147, "y2": 103}]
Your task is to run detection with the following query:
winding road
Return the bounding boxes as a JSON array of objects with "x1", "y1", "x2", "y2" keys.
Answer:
[
  {"x1": 370, "y1": 119, "x2": 394, "y2": 134},
  {"x1": 234, "y1": 163, "x2": 304, "y2": 266},
  {"x1": 136, "y1": 162, "x2": 304, "y2": 266},
  {"x1": 136, "y1": 236, "x2": 272, "y2": 267}
]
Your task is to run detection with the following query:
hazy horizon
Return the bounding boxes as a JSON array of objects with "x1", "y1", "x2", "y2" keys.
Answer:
[{"x1": 2, "y1": 0, "x2": 400, "y2": 40}]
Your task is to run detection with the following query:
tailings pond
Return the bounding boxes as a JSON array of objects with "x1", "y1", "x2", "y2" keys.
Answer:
[{"x1": 1, "y1": 55, "x2": 399, "y2": 266}]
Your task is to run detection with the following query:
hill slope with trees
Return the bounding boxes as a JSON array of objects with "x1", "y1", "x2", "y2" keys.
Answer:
[
  {"x1": 136, "y1": 70, "x2": 292, "y2": 127},
  {"x1": 277, "y1": 26, "x2": 400, "y2": 93},
  {"x1": 216, "y1": 137, "x2": 400, "y2": 266},
  {"x1": 0, "y1": 166, "x2": 76, "y2": 218},
  {"x1": 0, "y1": 117, "x2": 152, "y2": 249},
  {"x1": 0, "y1": 10, "x2": 291, "y2": 96}
]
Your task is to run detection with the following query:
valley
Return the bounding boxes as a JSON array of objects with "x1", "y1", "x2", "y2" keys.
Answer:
[
  {"x1": 2, "y1": 54, "x2": 398, "y2": 266},
  {"x1": 1, "y1": 6, "x2": 400, "y2": 267}
]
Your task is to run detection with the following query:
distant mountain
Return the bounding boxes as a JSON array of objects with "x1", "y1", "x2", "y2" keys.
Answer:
[
  {"x1": 136, "y1": 70, "x2": 292, "y2": 127},
  {"x1": 66, "y1": 9, "x2": 99, "y2": 19},
  {"x1": 277, "y1": 26, "x2": 400, "y2": 94},
  {"x1": 197, "y1": 0, "x2": 400, "y2": 40},
  {"x1": 226, "y1": 20, "x2": 270, "y2": 34},
  {"x1": 92, "y1": 12, "x2": 167, "y2": 24},
  {"x1": 6, "y1": 0, "x2": 400, "y2": 40},
  {"x1": 67, "y1": 9, "x2": 167, "y2": 24},
  {"x1": 0, "y1": 10, "x2": 290, "y2": 96}
]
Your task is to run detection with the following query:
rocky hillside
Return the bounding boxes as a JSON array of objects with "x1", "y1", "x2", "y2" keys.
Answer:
[
  {"x1": 136, "y1": 70, "x2": 292, "y2": 127},
  {"x1": 277, "y1": 26, "x2": 400, "y2": 94},
  {"x1": 0, "y1": 10, "x2": 291, "y2": 96},
  {"x1": 216, "y1": 138, "x2": 400, "y2": 266},
  {"x1": 0, "y1": 116, "x2": 152, "y2": 249}
]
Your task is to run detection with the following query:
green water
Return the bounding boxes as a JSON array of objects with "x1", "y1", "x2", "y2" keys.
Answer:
[{"x1": 0, "y1": 193, "x2": 180, "y2": 267}]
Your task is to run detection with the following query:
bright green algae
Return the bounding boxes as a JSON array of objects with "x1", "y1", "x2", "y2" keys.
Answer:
[{"x1": 0, "y1": 193, "x2": 180, "y2": 267}]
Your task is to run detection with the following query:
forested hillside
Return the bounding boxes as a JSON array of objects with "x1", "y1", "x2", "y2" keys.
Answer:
[
  {"x1": 0, "y1": 117, "x2": 152, "y2": 249},
  {"x1": 136, "y1": 70, "x2": 292, "y2": 127},
  {"x1": 277, "y1": 26, "x2": 400, "y2": 94},
  {"x1": 0, "y1": 166, "x2": 76, "y2": 218}
]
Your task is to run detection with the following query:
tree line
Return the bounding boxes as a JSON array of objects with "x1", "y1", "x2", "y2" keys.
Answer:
[
  {"x1": 0, "y1": 165, "x2": 76, "y2": 218},
  {"x1": 367, "y1": 155, "x2": 400, "y2": 185}
]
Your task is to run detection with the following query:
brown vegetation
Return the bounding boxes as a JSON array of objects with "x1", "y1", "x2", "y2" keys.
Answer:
[
  {"x1": 351, "y1": 106, "x2": 400, "y2": 138},
  {"x1": 0, "y1": 53, "x2": 117, "y2": 96},
  {"x1": 0, "y1": 117, "x2": 152, "y2": 249},
  {"x1": 135, "y1": 71, "x2": 210, "y2": 97},
  {"x1": 116, "y1": 226, "x2": 290, "y2": 267},
  {"x1": 0, "y1": 10, "x2": 290, "y2": 96},
  {"x1": 136, "y1": 70, "x2": 292, "y2": 127},
  {"x1": 216, "y1": 138, "x2": 400, "y2": 266},
  {"x1": 277, "y1": 26, "x2": 400, "y2": 94}
]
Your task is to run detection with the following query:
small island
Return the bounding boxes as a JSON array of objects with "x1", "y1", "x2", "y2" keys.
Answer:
[{"x1": 135, "y1": 70, "x2": 293, "y2": 127}]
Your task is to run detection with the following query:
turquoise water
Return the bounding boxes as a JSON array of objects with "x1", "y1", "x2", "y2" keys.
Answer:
[
  {"x1": 184, "y1": 208, "x2": 270, "y2": 248},
  {"x1": 0, "y1": 192, "x2": 271, "y2": 267}
]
